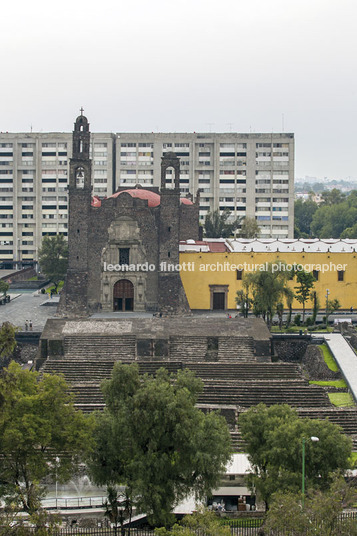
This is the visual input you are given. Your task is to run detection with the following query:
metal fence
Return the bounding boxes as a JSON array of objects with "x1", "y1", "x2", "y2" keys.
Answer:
[{"x1": 5, "y1": 513, "x2": 357, "y2": 535}]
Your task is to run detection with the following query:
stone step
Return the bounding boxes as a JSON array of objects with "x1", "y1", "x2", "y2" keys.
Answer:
[
  {"x1": 63, "y1": 335, "x2": 137, "y2": 360},
  {"x1": 69, "y1": 383, "x2": 330, "y2": 409}
]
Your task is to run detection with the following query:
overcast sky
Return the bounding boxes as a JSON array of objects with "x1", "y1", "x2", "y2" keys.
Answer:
[{"x1": 1, "y1": 0, "x2": 356, "y2": 181}]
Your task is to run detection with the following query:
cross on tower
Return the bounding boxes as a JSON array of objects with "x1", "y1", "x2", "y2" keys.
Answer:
[{"x1": 80, "y1": 107, "x2": 84, "y2": 116}]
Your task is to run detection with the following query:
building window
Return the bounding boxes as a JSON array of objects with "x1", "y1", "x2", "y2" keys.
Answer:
[
  {"x1": 338, "y1": 270, "x2": 344, "y2": 282},
  {"x1": 236, "y1": 269, "x2": 243, "y2": 280},
  {"x1": 312, "y1": 270, "x2": 319, "y2": 281},
  {"x1": 119, "y1": 248, "x2": 130, "y2": 265}
]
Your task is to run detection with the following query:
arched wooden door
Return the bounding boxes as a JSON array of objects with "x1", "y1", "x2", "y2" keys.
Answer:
[{"x1": 113, "y1": 279, "x2": 134, "y2": 311}]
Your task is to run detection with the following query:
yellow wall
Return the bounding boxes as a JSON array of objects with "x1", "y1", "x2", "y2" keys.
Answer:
[{"x1": 179, "y1": 251, "x2": 357, "y2": 310}]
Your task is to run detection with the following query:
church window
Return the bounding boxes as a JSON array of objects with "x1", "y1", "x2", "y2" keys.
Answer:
[
  {"x1": 119, "y1": 248, "x2": 130, "y2": 265},
  {"x1": 76, "y1": 167, "x2": 85, "y2": 189}
]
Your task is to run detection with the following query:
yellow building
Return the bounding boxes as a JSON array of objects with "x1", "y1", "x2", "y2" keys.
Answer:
[{"x1": 179, "y1": 239, "x2": 357, "y2": 311}]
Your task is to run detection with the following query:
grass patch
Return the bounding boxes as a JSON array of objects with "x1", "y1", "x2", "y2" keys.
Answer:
[
  {"x1": 45, "y1": 281, "x2": 64, "y2": 294},
  {"x1": 309, "y1": 380, "x2": 347, "y2": 388},
  {"x1": 27, "y1": 276, "x2": 39, "y2": 281},
  {"x1": 270, "y1": 325, "x2": 333, "y2": 333},
  {"x1": 319, "y1": 344, "x2": 339, "y2": 372},
  {"x1": 349, "y1": 452, "x2": 357, "y2": 467},
  {"x1": 328, "y1": 392, "x2": 355, "y2": 407}
]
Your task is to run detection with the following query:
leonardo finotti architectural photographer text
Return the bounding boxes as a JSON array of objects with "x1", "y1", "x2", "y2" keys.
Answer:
[{"x1": 103, "y1": 261, "x2": 348, "y2": 273}]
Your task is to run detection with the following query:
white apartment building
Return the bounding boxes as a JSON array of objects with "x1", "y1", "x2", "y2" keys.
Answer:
[
  {"x1": 0, "y1": 132, "x2": 114, "y2": 266},
  {"x1": 0, "y1": 130, "x2": 294, "y2": 266},
  {"x1": 116, "y1": 132, "x2": 294, "y2": 237}
]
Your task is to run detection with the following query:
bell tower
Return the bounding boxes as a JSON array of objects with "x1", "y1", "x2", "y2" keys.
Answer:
[
  {"x1": 158, "y1": 152, "x2": 190, "y2": 314},
  {"x1": 60, "y1": 109, "x2": 92, "y2": 316}
]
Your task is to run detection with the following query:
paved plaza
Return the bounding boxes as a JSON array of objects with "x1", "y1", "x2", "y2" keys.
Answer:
[{"x1": 0, "y1": 293, "x2": 58, "y2": 331}]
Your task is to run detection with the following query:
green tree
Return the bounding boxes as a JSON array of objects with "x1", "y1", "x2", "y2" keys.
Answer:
[
  {"x1": 38, "y1": 234, "x2": 68, "y2": 292},
  {"x1": 0, "y1": 280, "x2": 9, "y2": 297},
  {"x1": 239, "y1": 404, "x2": 352, "y2": 510},
  {"x1": 284, "y1": 286, "x2": 295, "y2": 328},
  {"x1": 265, "y1": 473, "x2": 357, "y2": 535},
  {"x1": 294, "y1": 270, "x2": 316, "y2": 323},
  {"x1": 235, "y1": 279, "x2": 252, "y2": 318},
  {"x1": 88, "y1": 363, "x2": 232, "y2": 527},
  {"x1": 244, "y1": 261, "x2": 292, "y2": 328},
  {"x1": 276, "y1": 302, "x2": 284, "y2": 330},
  {"x1": 0, "y1": 507, "x2": 61, "y2": 536},
  {"x1": 204, "y1": 209, "x2": 241, "y2": 238},
  {"x1": 341, "y1": 222, "x2": 357, "y2": 238},
  {"x1": 321, "y1": 188, "x2": 346, "y2": 206},
  {"x1": 326, "y1": 297, "x2": 340, "y2": 327},
  {"x1": 311, "y1": 190, "x2": 357, "y2": 238},
  {"x1": 0, "y1": 322, "x2": 17, "y2": 365},
  {"x1": 238, "y1": 217, "x2": 260, "y2": 238},
  {"x1": 0, "y1": 362, "x2": 94, "y2": 514},
  {"x1": 294, "y1": 198, "x2": 318, "y2": 237},
  {"x1": 310, "y1": 290, "x2": 320, "y2": 325},
  {"x1": 155, "y1": 508, "x2": 231, "y2": 536},
  {"x1": 103, "y1": 485, "x2": 133, "y2": 536}
]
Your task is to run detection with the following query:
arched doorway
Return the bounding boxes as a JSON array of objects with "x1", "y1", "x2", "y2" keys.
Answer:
[{"x1": 113, "y1": 279, "x2": 134, "y2": 311}]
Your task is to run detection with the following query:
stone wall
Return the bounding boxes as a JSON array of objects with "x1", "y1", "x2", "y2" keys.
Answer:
[
  {"x1": 273, "y1": 337, "x2": 310, "y2": 362},
  {"x1": 179, "y1": 203, "x2": 200, "y2": 241},
  {"x1": 2, "y1": 267, "x2": 36, "y2": 283},
  {"x1": 302, "y1": 344, "x2": 341, "y2": 380}
]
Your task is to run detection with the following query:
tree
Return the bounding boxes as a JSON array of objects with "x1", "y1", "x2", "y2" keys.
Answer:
[
  {"x1": 0, "y1": 362, "x2": 94, "y2": 514},
  {"x1": 238, "y1": 217, "x2": 260, "y2": 238},
  {"x1": 326, "y1": 297, "x2": 340, "y2": 327},
  {"x1": 38, "y1": 234, "x2": 68, "y2": 292},
  {"x1": 0, "y1": 280, "x2": 9, "y2": 297},
  {"x1": 265, "y1": 473, "x2": 357, "y2": 535},
  {"x1": 204, "y1": 209, "x2": 241, "y2": 238},
  {"x1": 239, "y1": 404, "x2": 352, "y2": 510},
  {"x1": 0, "y1": 506, "x2": 61, "y2": 536},
  {"x1": 294, "y1": 198, "x2": 318, "y2": 237},
  {"x1": 103, "y1": 485, "x2": 133, "y2": 536},
  {"x1": 0, "y1": 322, "x2": 17, "y2": 365},
  {"x1": 235, "y1": 279, "x2": 252, "y2": 318},
  {"x1": 244, "y1": 261, "x2": 292, "y2": 328},
  {"x1": 310, "y1": 190, "x2": 357, "y2": 238},
  {"x1": 284, "y1": 287, "x2": 295, "y2": 328},
  {"x1": 88, "y1": 363, "x2": 232, "y2": 527},
  {"x1": 276, "y1": 302, "x2": 284, "y2": 330},
  {"x1": 320, "y1": 188, "x2": 346, "y2": 206},
  {"x1": 155, "y1": 508, "x2": 231, "y2": 536},
  {"x1": 310, "y1": 290, "x2": 320, "y2": 325},
  {"x1": 294, "y1": 270, "x2": 316, "y2": 323}
]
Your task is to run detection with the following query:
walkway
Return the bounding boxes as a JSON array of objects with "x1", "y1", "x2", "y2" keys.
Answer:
[
  {"x1": 0, "y1": 292, "x2": 57, "y2": 331},
  {"x1": 316, "y1": 333, "x2": 357, "y2": 402}
]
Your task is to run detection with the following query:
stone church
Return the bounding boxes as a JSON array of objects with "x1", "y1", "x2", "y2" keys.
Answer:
[{"x1": 58, "y1": 113, "x2": 201, "y2": 316}]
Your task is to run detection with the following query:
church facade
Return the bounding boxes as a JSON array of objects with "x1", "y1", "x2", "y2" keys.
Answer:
[{"x1": 58, "y1": 114, "x2": 201, "y2": 316}]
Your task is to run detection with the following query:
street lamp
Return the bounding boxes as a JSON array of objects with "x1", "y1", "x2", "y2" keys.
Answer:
[
  {"x1": 325, "y1": 289, "x2": 330, "y2": 327},
  {"x1": 55, "y1": 456, "x2": 60, "y2": 509},
  {"x1": 302, "y1": 436, "x2": 319, "y2": 507}
]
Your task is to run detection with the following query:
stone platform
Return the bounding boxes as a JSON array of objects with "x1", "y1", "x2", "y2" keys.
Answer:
[
  {"x1": 38, "y1": 317, "x2": 357, "y2": 452},
  {"x1": 39, "y1": 316, "x2": 272, "y2": 363}
]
